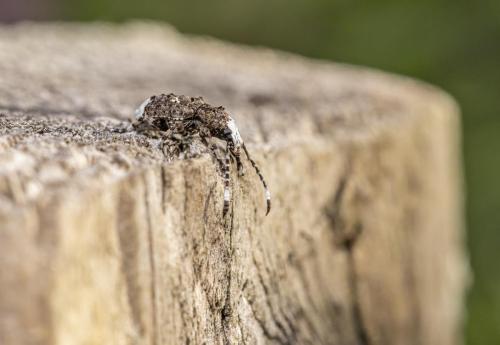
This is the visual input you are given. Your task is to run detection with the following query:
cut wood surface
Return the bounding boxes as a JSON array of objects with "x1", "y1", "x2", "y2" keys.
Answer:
[{"x1": 0, "y1": 23, "x2": 468, "y2": 345}]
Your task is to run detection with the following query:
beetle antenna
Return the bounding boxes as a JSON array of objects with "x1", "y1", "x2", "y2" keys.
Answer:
[{"x1": 242, "y1": 143, "x2": 271, "y2": 215}]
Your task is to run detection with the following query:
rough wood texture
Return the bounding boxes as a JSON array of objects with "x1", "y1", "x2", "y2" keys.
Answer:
[{"x1": 0, "y1": 23, "x2": 468, "y2": 345}]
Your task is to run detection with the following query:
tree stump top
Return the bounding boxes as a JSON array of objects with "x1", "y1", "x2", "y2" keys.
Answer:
[{"x1": 0, "y1": 22, "x2": 456, "y2": 202}]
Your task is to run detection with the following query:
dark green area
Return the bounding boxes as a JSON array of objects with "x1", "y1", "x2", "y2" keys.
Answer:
[{"x1": 59, "y1": 1, "x2": 500, "y2": 343}]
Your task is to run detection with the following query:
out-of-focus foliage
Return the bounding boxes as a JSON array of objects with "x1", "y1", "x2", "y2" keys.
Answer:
[{"x1": 5, "y1": 0, "x2": 500, "y2": 343}]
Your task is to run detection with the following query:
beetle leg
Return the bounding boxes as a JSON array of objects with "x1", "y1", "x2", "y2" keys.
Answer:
[
  {"x1": 201, "y1": 132, "x2": 232, "y2": 216},
  {"x1": 228, "y1": 142, "x2": 245, "y2": 176}
]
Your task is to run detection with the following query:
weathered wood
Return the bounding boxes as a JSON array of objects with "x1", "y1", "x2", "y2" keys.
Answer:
[{"x1": 0, "y1": 23, "x2": 468, "y2": 345}]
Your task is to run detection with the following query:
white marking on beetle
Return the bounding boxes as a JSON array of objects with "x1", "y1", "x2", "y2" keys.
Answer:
[
  {"x1": 265, "y1": 190, "x2": 271, "y2": 201},
  {"x1": 135, "y1": 97, "x2": 151, "y2": 119},
  {"x1": 224, "y1": 188, "x2": 231, "y2": 201},
  {"x1": 227, "y1": 118, "x2": 243, "y2": 146}
]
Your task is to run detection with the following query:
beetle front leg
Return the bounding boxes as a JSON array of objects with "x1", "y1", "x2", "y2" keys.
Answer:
[
  {"x1": 200, "y1": 130, "x2": 232, "y2": 216},
  {"x1": 229, "y1": 142, "x2": 245, "y2": 176}
]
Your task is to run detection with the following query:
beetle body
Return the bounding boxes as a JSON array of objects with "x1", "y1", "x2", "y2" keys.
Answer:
[{"x1": 134, "y1": 93, "x2": 270, "y2": 215}]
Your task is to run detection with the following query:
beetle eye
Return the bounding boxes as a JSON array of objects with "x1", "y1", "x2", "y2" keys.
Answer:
[{"x1": 223, "y1": 128, "x2": 232, "y2": 135}]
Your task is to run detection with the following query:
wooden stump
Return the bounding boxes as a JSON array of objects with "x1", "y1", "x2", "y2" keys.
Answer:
[{"x1": 0, "y1": 23, "x2": 468, "y2": 345}]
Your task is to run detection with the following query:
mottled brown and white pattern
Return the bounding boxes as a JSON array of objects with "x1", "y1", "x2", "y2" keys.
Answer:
[{"x1": 133, "y1": 93, "x2": 271, "y2": 215}]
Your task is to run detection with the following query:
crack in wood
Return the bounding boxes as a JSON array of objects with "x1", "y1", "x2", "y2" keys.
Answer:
[
  {"x1": 143, "y1": 175, "x2": 159, "y2": 345},
  {"x1": 221, "y1": 206, "x2": 234, "y2": 345},
  {"x1": 325, "y1": 163, "x2": 372, "y2": 345},
  {"x1": 344, "y1": 223, "x2": 371, "y2": 345},
  {"x1": 246, "y1": 229, "x2": 296, "y2": 344}
]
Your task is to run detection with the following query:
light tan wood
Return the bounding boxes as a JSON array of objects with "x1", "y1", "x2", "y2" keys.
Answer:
[{"x1": 0, "y1": 22, "x2": 468, "y2": 345}]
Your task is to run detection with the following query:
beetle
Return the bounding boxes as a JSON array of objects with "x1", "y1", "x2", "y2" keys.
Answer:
[{"x1": 134, "y1": 93, "x2": 271, "y2": 216}]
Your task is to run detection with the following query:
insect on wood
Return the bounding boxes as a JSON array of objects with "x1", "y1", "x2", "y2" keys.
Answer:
[{"x1": 133, "y1": 93, "x2": 271, "y2": 216}]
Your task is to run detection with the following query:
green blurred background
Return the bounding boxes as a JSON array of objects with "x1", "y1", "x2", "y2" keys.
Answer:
[{"x1": 1, "y1": 0, "x2": 499, "y2": 343}]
